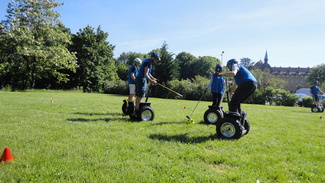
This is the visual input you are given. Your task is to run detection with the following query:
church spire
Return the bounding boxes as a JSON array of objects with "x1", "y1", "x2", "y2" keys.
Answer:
[{"x1": 264, "y1": 51, "x2": 268, "y2": 64}]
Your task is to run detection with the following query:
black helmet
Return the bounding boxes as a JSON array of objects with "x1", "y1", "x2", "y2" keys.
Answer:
[
  {"x1": 150, "y1": 52, "x2": 160, "y2": 60},
  {"x1": 215, "y1": 64, "x2": 222, "y2": 73},
  {"x1": 226, "y1": 59, "x2": 238, "y2": 71},
  {"x1": 314, "y1": 80, "x2": 319, "y2": 85}
]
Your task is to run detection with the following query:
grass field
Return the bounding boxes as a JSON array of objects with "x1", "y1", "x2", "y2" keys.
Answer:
[{"x1": 0, "y1": 90, "x2": 324, "y2": 182}]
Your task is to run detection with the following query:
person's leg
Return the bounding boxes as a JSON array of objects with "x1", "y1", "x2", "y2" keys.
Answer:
[
  {"x1": 128, "y1": 84, "x2": 136, "y2": 101},
  {"x1": 135, "y1": 78, "x2": 147, "y2": 111},
  {"x1": 229, "y1": 81, "x2": 257, "y2": 113},
  {"x1": 215, "y1": 93, "x2": 222, "y2": 107},
  {"x1": 212, "y1": 93, "x2": 218, "y2": 106}
]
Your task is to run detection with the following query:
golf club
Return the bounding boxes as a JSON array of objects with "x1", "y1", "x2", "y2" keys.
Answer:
[
  {"x1": 186, "y1": 88, "x2": 207, "y2": 122},
  {"x1": 156, "y1": 82, "x2": 183, "y2": 98}
]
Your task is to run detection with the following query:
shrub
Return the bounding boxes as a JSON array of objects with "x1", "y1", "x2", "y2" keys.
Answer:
[{"x1": 302, "y1": 97, "x2": 313, "y2": 107}]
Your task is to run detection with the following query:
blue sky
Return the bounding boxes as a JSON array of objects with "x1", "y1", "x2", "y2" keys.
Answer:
[{"x1": 1, "y1": 0, "x2": 325, "y2": 67}]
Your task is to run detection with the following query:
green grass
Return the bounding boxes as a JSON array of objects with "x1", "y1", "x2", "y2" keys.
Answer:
[{"x1": 0, "y1": 90, "x2": 324, "y2": 182}]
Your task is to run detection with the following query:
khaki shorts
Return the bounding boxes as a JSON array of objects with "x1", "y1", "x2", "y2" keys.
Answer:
[{"x1": 129, "y1": 84, "x2": 136, "y2": 94}]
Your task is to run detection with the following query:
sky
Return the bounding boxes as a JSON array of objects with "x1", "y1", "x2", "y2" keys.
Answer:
[{"x1": 1, "y1": 0, "x2": 325, "y2": 68}]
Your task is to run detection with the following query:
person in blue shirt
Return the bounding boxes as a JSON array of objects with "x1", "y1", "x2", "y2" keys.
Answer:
[
  {"x1": 134, "y1": 52, "x2": 160, "y2": 116},
  {"x1": 206, "y1": 64, "x2": 225, "y2": 107},
  {"x1": 220, "y1": 59, "x2": 257, "y2": 115},
  {"x1": 310, "y1": 81, "x2": 324, "y2": 106},
  {"x1": 127, "y1": 58, "x2": 142, "y2": 101}
]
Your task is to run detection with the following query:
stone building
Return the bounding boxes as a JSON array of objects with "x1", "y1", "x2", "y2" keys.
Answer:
[{"x1": 253, "y1": 51, "x2": 310, "y2": 92}]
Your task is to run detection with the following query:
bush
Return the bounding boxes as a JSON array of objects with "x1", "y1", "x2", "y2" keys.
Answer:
[
  {"x1": 103, "y1": 80, "x2": 128, "y2": 95},
  {"x1": 302, "y1": 97, "x2": 313, "y2": 107}
]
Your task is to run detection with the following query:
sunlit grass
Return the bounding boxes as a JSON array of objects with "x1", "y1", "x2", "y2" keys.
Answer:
[{"x1": 0, "y1": 90, "x2": 324, "y2": 182}]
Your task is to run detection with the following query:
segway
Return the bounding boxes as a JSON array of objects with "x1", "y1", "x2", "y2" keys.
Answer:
[
  {"x1": 204, "y1": 100, "x2": 224, "y2": 124},
  {"x1": 122, "y1": 85, "x2": 155, "y2": 121},
  {"x1": 215, "y1": 79, "x2": 250, "y2": 139},
  {"x1": 311, "y1": 104, "x2": 324, "y2": 113}
]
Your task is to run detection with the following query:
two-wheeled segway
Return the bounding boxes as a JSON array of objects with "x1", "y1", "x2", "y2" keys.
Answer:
[
  {"x1": 203, "y1": 89, "x2": 225, "y2": 125},
  {"x1": 122, "y1": 85, "x2": 155, "y2": 121},
  {"x1": 311, "y1": 104, "x2": 324, "y2": 113},
  {"x1": 211, "y1": 79, "x2": 250, "y2": 139}
]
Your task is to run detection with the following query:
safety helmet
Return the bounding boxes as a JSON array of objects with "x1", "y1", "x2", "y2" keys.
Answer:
[
  {"x1": 134, "y1": 58, "x2": 142, "y2": 64},
  {"x1": 150, "y1": 52, "x2": 161, "y2": 60},
  {"x1": 215, "y1": 64, "x2": 222, "y2": 73},
  {"x1": 314, "y1": 80, "x2": 319, "y2": 85},
  {"x1": 226, "y1": 59, "x2": 238, "y2": 71}
]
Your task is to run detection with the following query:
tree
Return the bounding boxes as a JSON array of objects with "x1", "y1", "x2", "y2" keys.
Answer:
[
  {"x1": 250, "y1": 69, "x2": 286, "y2": 90},
  {"x1": 70, "y1": 25, "x2": 118, "y2": 92},
  {"x1": 0, "y1": 0, "x2": 77, "y2": 90},
  {"x1": 193, "y1": 56, "x2": 220, "y2": 78},
  {"x1": 175, "y1": 52, "x2": 197, "y2": 80},
  {"x1": 240, "y1": 57, "x2": 255, "y2": 70},
  {"x1": 154, "y1": 42, "x2": 179, "y2": 84},
  {"x1": 307, "y1": 64, "x2": 325, "y2": 86}
]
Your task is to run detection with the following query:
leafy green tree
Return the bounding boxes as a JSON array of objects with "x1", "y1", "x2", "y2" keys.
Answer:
[
  {"x1": 70, "y1": 25, "x2": 118, "y2": 92},
  {"x1": 154, "y1": 42, "x2": 179, "y2": 84},
  {"x1": 307, "y1": 64, "x2": 325, "y2": 85},
  {"x1": 240, "y1": 57, "x2": 255, "y2": 70},
  {"x1": 0, "y1": 0, "x2": 77, "y2": 90},
  {"x1": 250, "y1": 69, "x2": 285, "y2": 90},
  {"x1": 175, "y1": 52, "x2": 197, "y2": 80},
  {"x1": 193, "y1": 56, "x2": 220, "y2": 78}
]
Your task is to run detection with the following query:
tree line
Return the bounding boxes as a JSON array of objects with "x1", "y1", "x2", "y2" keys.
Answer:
[{"x1": 0, "y1": 0, "x2": 324, "y2": 105}]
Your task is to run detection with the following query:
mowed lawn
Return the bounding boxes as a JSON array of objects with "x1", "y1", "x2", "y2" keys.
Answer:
[{"x1": 0, "y1": 90, "x2": 324, "y2": 182}]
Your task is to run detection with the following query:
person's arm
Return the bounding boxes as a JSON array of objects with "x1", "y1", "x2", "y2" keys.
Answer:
[
  {"x1": 144, "y1": 66, "x2": 156, "y2": 84},
  {"x1": 206, "y1": 76, "x2": 213, "y2": 90},
  {"x1": 131, "y1": 67, "x2": 136, "y2": 81},
  {"x1": 221, "y1": 69, "x2": 238, "y2": 77},
  {"x1": 229, "y1": 83, "x2": 237, "y2": 99}
]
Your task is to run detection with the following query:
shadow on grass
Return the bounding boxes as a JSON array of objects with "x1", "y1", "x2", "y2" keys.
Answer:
[
  {"x1": 72, "y1": 112, "x2": 121, "y2": 116},
  {"x1": 148, "y1": 133, "x2": 219, "y2": 144}
]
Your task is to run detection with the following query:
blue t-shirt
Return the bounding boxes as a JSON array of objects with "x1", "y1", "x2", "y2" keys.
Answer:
[
  {"x1": 127, "y1": 65, "x2": 137, "y2": 84},
  {"x1": 232, "y1": 64, "x2": 257, "y2": 85},
  {"x1": 210, "y1": 74, "x2": 225, "y2": 94},
  {"x1": 310, "y1": 85, "x2": 319, "y2": 95},
  {"x1": 137, "y1": 59, "x2": 152, "y2": 79}
]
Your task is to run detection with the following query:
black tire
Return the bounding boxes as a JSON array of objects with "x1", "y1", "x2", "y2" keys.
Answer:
[
  {"x1": 122, "y1": 102, "x2": 128, "y2": 114},
  {"x1": 311, "y1": 106, "x2": 320, "y2": 112},
  {"x1": 138, "y1": 106, "x2": 154, "y2": 121},
  {"x1": 204, "y1": 109, "x2": 222, "y2": 124},
  {"x1": 242, "y1": 119, "x2": 250, "y2": 136},
  {"x1": 321, "y1": 106, "x2": 324, "y2": 112},
  {"x1": 216, "y1": 118, "x2": 243, "y2": 139}
]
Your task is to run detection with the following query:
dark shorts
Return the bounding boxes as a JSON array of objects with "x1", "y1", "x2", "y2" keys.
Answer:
[
  {"x1": 312, "y1": 94, "x2": 319, "y2": 102},
  {"x1": 135, "y1": 77, "x2": 147, "y2": 97}
]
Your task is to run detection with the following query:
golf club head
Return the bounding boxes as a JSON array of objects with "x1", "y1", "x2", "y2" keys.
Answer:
[
  {"x1": 186, "y1": 115, "x2": 191, "y2": 119},
  {"x1": 187, "y1": 118, "x2": 195, "y2": 124}
]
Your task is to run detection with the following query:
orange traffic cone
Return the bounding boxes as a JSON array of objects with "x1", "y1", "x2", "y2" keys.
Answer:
[{"x1": 0, "y1": 147, "x2": 14, "y2": 163}]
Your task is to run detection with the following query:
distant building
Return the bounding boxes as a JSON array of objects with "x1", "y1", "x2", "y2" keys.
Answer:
[{"x1": 253, "y1": 51, "x2": 310, "y2": 92}]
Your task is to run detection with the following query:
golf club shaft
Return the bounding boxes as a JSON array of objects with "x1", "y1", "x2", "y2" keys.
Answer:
[
  {"x1": 156, "y1": 83, "x2": 183, "y2": 97},
  {"x1": 189, "y1": 88, "x2": 207, "y2": 117}
]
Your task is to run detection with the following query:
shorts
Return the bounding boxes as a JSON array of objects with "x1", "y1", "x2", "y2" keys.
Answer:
[
  {"x1": 312, "y1": 94, "x2": 319, "y2": 102},
  {"x1": 135, "y1": 77, "x2": 147, "y2": 97},
  {"x1": 129, "y1": 84, "x2": 136, "y2": 94}
]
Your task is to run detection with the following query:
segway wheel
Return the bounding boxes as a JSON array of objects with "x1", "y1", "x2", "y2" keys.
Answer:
[
  {"x1": 311, "y1": 106, "x2": 320, "y2": 113},
  {"x1": 122, "y1": 102, "x2": 128, "y2": 114},
  {"x1": 242, "y1": 119, "x2": 250, "y2": 136},
  {"x1": 138, "y1": 106, "x2": 154, "y2": 121},
  {"x1": 204, "y1": 109, "x2": 222, "y2": 124},
  {"x1": 216, "y1": 118, "x2": 243, "y2": 139},
  {"x1": 321, "y1": 106, "x2": 325, "y2": 112}
]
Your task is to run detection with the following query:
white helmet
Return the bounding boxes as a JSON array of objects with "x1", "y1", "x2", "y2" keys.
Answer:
[{"x1": 134, "y1": 58, "x2": 142, "y2": 64}]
